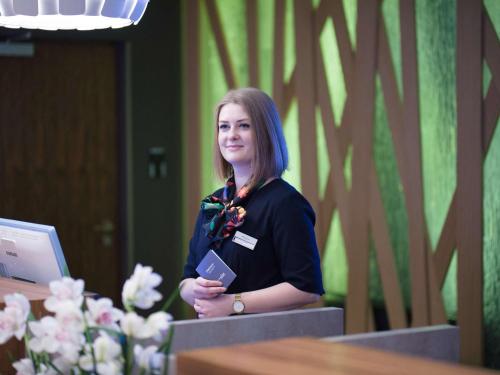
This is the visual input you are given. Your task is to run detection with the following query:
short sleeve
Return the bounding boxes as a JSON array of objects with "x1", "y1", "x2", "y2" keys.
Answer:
[
  {"x1": 272, "y1": 192, "x2": 325, "y2": 295},
  {"x1": 181, "y1": 209, "x2": 203, "y2": 280}
]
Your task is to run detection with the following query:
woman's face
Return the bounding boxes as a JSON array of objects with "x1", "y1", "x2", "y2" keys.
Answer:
[{"x1": 217, "y1": 103, "x2": 255, "y2": 171}]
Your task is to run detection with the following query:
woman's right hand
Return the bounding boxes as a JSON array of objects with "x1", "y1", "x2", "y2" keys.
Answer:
[
  {"x1": 192, "y1": 277, "x2": 226, "y2": 299},
  {"x1": 180, "y1": 277, "x2": 226, "y2": 306}
]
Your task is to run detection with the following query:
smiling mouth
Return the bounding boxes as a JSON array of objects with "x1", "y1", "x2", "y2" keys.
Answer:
[{"x1": 226, "y1": 145, "x2": 243, "y2": 150}]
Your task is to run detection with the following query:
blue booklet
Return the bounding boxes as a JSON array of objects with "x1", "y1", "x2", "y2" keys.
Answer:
[{"x1": 195, "y1": 250, "x2": 236, "y2": 288}]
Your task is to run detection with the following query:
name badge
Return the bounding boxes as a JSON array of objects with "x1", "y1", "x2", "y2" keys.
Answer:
[{"x1": 232, "y1": 231, "x2": 258, "y2": 250}]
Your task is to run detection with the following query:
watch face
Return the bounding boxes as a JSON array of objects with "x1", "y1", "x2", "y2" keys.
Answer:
[{"x1": 233, "y1": 300, "x2": 245, "y2": 314}]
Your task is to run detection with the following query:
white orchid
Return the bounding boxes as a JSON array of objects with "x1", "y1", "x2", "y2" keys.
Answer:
[
  {"x1": 79, "y1": 332, "x2": 122, "y2": 375},
  {"x1": 144, "y1": 311, "x2": 172, "y2": 342},
  {"x1": 4, "y1": 264, "x2": 177, "y2": 375},
  {"x1": 122, "y1": 264, "x2": 162, "y2": 310},
  {"x1": 44, "y1": 277, "x2": 84, "y2": 312},
  {"x1": 0, "y1": 293, "x2": 31, "y2": 344},
  {"x1": 85, "y1": 297, "x2": 123, "y2": 329},
  {"x1": 120, "y1": 311, "x2": 147, "y2": 338},
  {"x1": 134, "y1": 344, "x2": 165, "y2": 373},
  {"x1": 28, "y1": 316, "x2": 83, "y2": 362}
]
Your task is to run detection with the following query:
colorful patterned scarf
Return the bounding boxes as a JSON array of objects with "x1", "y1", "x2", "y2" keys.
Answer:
[{"x1": 201, "y1": 177, "x2": 261, "y2": 248}]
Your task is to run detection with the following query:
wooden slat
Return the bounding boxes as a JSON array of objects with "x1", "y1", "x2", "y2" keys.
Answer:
[
  {"x1": 283, "y1": 68, "x2": 296, "y2": 118},
  {"x1": 185, "y1": 0, "x2": 201, "y2": 234},
  {"x1": 205, "y1": 0, "x2": 237, "y2": 88},
  {"x1": 426, "y1": 233, "x2": 448, "y2": 324},
  {"x1": 329, "y1": 0, "x2": 355, "y2": 94},
  {"x1": 483, "y1": 12, "x2": 500, "y2": 93},
  {"x1": 345, "y1": 0, "x2": 379, "y2": 333},
  {"x1": 293, "y1": 0, "x2": 319, "y2": 217},
  {"x1": 369, "y1": 163, "x2": 407, "y2": 329},
  {"x1": 456, "y1": 0, "x2": 484, "y2": 365},
  {"x1": 246, "y1": 0, "x2": 259, "y2": 87},
  {"x1": 482, "y1": 83, "x2": 500, "y2": 154},
  {"x1": 272, "y1": 0, "x2": 285, "y2": 115},
  {"x1": 433, "y1": 192, "x2": 457, "y2": 288},
  {"x1": 400, "y1": 0, "x2": 435, "y2": 327}
]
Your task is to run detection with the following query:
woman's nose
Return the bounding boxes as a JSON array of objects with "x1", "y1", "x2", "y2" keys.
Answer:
[{"x1": 228, "y1": 126, "x2": 239, "y2": 139}]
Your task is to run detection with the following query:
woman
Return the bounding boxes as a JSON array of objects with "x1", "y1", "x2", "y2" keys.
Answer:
[{"x1": 180, "y1": 88, "x2": 324, "y2": 318}]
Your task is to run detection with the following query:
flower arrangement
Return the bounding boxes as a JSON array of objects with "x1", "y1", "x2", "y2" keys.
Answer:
[{"x1": 0, "y1": 264, "x2": 178, "y2": 375}]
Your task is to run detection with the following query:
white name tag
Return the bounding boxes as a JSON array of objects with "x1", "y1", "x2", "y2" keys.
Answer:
[{"x1": 232, "y1": 231, "x2": 258, "y2": 250}]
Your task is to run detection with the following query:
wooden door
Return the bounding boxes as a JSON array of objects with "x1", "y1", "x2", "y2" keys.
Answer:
[{"x1": 0, "y1": 41, "x2": 122, "y2": 303}]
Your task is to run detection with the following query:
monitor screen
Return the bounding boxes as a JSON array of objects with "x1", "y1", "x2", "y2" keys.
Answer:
[{"x1": 0, "y1": 218, "x2": 69, "y2": 285}]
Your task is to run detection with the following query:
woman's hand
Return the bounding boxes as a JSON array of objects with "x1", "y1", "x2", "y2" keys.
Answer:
[
  {"x1": 179, "y1": 277, "x2": 226, "y2": 306},
  {"x1": 194, "y1": 294, "x2": 233, "y2": 319},
  {"x1": 192, "y1": 277, "x2": 226, "y2": 299}
]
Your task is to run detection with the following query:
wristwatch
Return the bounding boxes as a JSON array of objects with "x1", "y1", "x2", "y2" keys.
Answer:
[{"x1": 233, "y1": 293, "x2": 245, "y2": 314}]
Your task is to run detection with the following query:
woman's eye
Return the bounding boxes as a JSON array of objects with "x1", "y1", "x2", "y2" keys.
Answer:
[
  {"x1": 218, "y1": 124, "x2": 229, "y2": 130},
  {"x1": 240, "y1": 123, "x2": 250, "y2": 128}
]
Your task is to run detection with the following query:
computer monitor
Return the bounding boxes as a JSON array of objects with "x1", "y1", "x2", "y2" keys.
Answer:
[{"x1": 0, "y1": 218, "x2": 69, "y2": 285}]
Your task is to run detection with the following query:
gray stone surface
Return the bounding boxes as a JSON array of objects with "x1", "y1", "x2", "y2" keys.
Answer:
[
  {"x1": 324, "y1": 324, "x2": 460, "y2": 362},
  {"x1": 170, "y1": 307, "x2": 344, "y2": 353}
]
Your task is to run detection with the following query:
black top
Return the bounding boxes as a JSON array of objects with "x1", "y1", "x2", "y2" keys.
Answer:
[{"x1": 182, "y1": 178, "x2": 325, "y2": 295}]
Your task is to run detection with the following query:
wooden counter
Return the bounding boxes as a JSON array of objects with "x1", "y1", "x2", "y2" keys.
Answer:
[{"x1": 177, "y1": 337, "x2": 497, "y2": 375}]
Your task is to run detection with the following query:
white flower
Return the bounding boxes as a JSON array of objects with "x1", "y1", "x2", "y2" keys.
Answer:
[
  {"x1": 85, "y1": 298, "x2": 123, "y2": 329},
  {"x1": 54, "y1": 300, "x2": 84, "y2": 332},
  {"x1": 0, "y1": 293, "x2": 31, "y2": 343},
  {"x1": 134, "y1": 344, "x2": 165, "y2": 373},
  {"x1": 122, "y1": 264, "x2": 162, "y2": 309},
  {"x1": 79, "y1": 332, "x2": 122, "y2": 375},
  {"x1": 144, "y1": 311, "x2": 172, "y2": 342},
  {"x1": 44, "y1": 277, "x2": 84, "y2": 312},
  {"x1": 120, "y1": 312, "x2": 147, "y2": 338},
  {"x1": 28, "y1": 316, "x2": 83, "y2": 361},
  {"x1": 12, "y1": 358, "x2": 35, "y2": 375}
]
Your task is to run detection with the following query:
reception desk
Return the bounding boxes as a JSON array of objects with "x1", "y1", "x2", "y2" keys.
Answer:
[
  {"x1": 0, "y1": 278, "x2": 51, "y2": 375},
  {"x1": 177, "y1": 337, "x2": 496, "y2": 375}
]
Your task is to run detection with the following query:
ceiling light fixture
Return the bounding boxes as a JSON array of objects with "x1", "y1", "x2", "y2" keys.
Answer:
[{"x1": 0, "y1": 0, "x2": 150, "y2": 31}]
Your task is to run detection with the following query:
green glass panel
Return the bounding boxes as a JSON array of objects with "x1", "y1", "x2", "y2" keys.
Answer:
[
  {"x1": 215, "y1": 0, "x2": 248, "y2": 87},
  {"x1": 320, "y1": 17, "x2": 347, "y2": 126},
  {"x1": 483, "y1": 111, "x2": 500, "y2": 368},
  {"x1": 344, "y1": 144, "x2": 352, "y2": 191},
  {"x1": 369, "y1": 235, "x2": 384, "y2": 304},
  {"x1": 200, "y1": 1, "x2": 229, "y2": 197},
  {"x1": 282, "y1": 99, "x2": 302, "y2": 191},
  {"x1": 284, "y1": 0, "x2": 296, "y2": 83},
  {"x1": 312, "y1": 0, "x2": 321, "y2": 10},
  {"x1": 373, "y1": 75, "x2": 410, "y2": 307},
  {"x1": 485, "y1": 0, "x2": 500, "y2": 38},
  {"x1": 322, "y1": 210, "x2": 348, "y2": 301},
  {"x1": 417, "y1": 0, "x2": 457, "y2": 248},
  {"x1": 257, "y1": 0, "x2": 275, "y2": 94},
  {"x1": 484, "y1": 62, "x2": 492, "y2": 99},
  {"x1": 381, "y1": 0, "x2": 402, "y2": 97},
  {"x1": 442, "y1": 250, "x2": 457, "y2": 320},
  {"x1": 316, "y1": 107, "x2": 330, "y2": 200},
  {"x1": 343, "y1": 0, "x2": 357, "y2": 49},
  {"x1": 417, "y1": 0, "x2": 457, "y2": 317}
]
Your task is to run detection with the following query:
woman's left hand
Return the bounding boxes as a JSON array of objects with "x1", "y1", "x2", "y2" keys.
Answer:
[{"x1": 194, "y1": 294, "x2": 233, "y2": 319}]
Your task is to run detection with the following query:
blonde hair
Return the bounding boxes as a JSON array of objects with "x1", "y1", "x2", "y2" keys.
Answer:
[{"x1": 213, "y1": 87, "x2": 288, "y2": 189}]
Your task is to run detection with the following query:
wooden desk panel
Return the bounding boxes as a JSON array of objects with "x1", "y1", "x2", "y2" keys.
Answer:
[{"x1": 177, "y1": 337, "x2": 497, "y2": 375}]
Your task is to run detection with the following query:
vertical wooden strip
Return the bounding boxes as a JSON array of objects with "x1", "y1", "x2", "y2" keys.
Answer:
[
  {"x1": 272, "y1": 0, "x2": 285, "y2": 115},
  {"x1": 205, "y1": 0, "x2": 237, "y2": 88},
  {"x1": 369, "y1": 163, "x2": 407, "y2": 329},
  {"x1": 294, "y1": 0, "x2": 319, "y2": 216},
  {"x1": 432, "y1": 192, "x2": 457, "y2": 288},
  {"x1": 400, "y1": 0, "x2": 434, "y2": 326},
  {"x1": 345, "y1": 0, "x2": 378, "y2": 333},
  {"x1": 456, "y1": 0, "x2": 483, "y2": 365},
  {"x1": 330, "y1": 0, "x2": 355, "y2": 92},
  {"x1": 185, "y1": 0, "x2": 201, "y2": 239},
  {"x1": 246, "y1": 0, "x2": 259, "y2": 87},
  {"x1": 483, "y1": 84, "x2": 500, "y2": 154}
]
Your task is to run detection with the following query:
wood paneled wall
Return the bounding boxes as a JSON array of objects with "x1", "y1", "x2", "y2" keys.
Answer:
[{"x1": 183, "y1": 0, "x2": 500, "y2": 365}]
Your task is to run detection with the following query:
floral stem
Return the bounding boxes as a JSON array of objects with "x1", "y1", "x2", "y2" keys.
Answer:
[
  {"x1": 160, "y1": 288, "x2": 180, "y2": 312},
  {"x1": 82, "y1": 313, "x2": 98, "y2": 373}
]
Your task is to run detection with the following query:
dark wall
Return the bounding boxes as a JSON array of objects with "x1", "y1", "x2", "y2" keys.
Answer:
[{"x1": 0, "y1": 0, "x2": 184, "y2": 317}]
